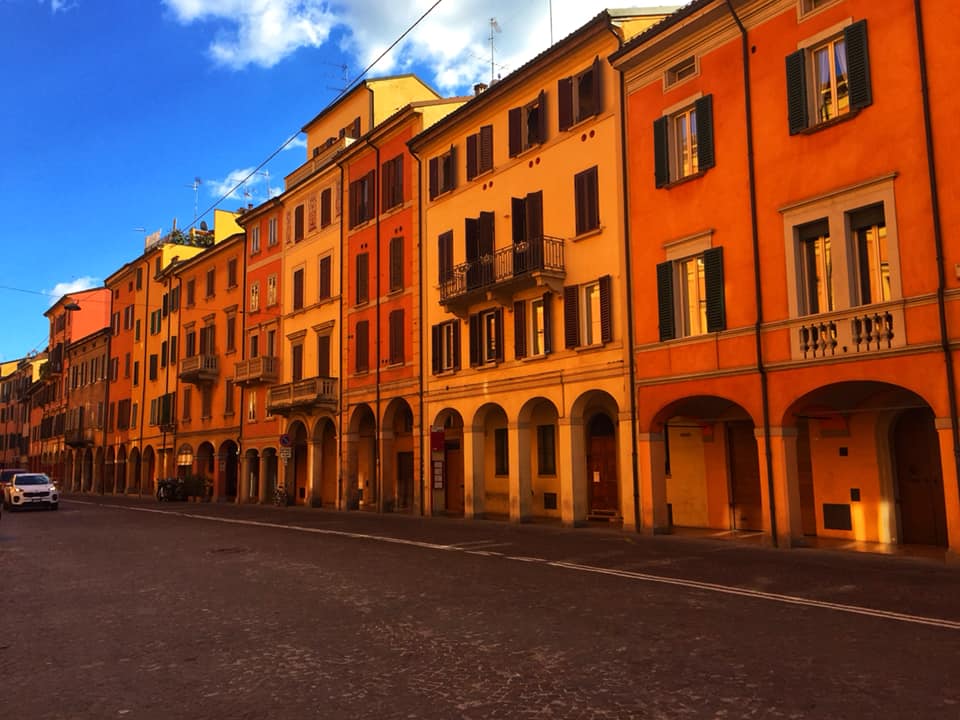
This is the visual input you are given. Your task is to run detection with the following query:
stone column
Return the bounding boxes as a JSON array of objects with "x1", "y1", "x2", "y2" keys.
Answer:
[
  {"x1": 935, "y1": 420, "x2": 960, "y2": 558},
  {"x1": 509, "y1": 421, "x2": 532, "y2": 523},
  {"x1": 765, "y1": 426, "x2": 805, "y2": 549},
  {"x1": 463, "y1": 425, "x2": 484, "y2": 519},
  {"x1": 637, "y1": 432, "x2": 669, "y2": 534},
  {"x1": 558, "y1": 416, "x2": 585, "y2": 527}
]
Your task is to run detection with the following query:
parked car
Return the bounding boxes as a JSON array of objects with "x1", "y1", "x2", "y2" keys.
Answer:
[
  {"x1": 0, "y1": 468, "x2": 28, "y2": 494},
  {"x1": 3, "y1": 473, "x2": 59, "y2": 511}
]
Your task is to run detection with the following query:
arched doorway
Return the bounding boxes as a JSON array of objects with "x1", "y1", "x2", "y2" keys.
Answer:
[
  {"x1": 105, "y1": 447, "x2": 115, "y2": 494},
  {"x1": 196, "y1": 442, "x2": 214, "y2": 497},
  {"x1": 472, "y1": 403, "x2": 509, "y2": 519},
  {"x1": 286, "y1": 421, "x2": 308, "y2": 505},
  {"x1": 432, "y1": 409, "x2": 464, "y2": 516},
  {"x1": 94, "y1": 447, "x2": 104, "y2": 493},
  {"x1": 383, "y1": 398, "x2": 415, "y2": 513},
  {"x1": 82, "y1": 448, "x2": 94, "y2": 493},
  {"x1": 262, "y1": 448, "x2": 279, "y2": 503},
  {"x1": 176, "y1": 444, "x2": 194, "y2": 481},
  {"x1": 312, "y1": 418, "x2": 338, "y2": 508},
  {"x1": 519, "y1": 397, "x2": 561, "y2": 521},
  {"x1": 128, "y1": 447, "x2": 141, "y2": 495},
  {"x1": 586, "y1": 413, "x2": 618, "y2": 516},
  {"x1": 219, "y1": 440, "x2": 239, "y2": 501},
  {"x1": 893, "y1": 408, "x2": 948, "y2": 547},
  {"x1": 244, "y1": 449, "x2": 260, "y2": 503},
  {"x1": 116, "y1": 445, "x2": 127, "y2": 493},
  {"x1": 346, "y1": 405, "x2": 377, "y2": 510},
  {"x1": 142, "y1": 446, "x2": 156, "y2": 496}
]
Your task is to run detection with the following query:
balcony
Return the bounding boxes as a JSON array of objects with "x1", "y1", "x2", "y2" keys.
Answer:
[
  {"x1": 38, "y1": 361, "x2": 62, "y2": 381},
  {"x1": 179, "y1": 354, "x2": 219, "y2": 384},
  {"x1": 267, "y1": 376, "x2": 338, "y2": 415},
  {"x1": 234, "y1": 356, "x2": 280, "y2": 385},
  {"x1": 789, "y1": 303, "x2": 905, "y2": 361},
  {"x1": 65, "y1": 426, "x2": 98, "y2": 447},
  {"x1": 440, "y1": 235, "x2": 565, "y2": 311},
  {"x1": 285, "y1": 137, "x2": 355, "y2": 189}
]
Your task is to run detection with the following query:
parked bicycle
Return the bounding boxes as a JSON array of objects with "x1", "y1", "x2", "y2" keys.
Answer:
[
  {"x1": 156, "y1": 477, "x2": 187, "y2": 502},
  {"x1": 273, "y1": 483, "x2": 290, "y2": 507}
]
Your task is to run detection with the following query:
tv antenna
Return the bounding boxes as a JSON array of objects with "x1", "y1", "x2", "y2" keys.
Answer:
[
  {"x1": 489, "y1": 17, "x2": 501, "y2": 84},
  {"x1": 185, "y1": 177, "x2": 202, "y2": 220}
]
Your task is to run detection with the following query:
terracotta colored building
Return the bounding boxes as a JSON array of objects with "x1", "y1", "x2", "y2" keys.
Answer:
[
  {"x1": 612, "y1": 0, "x2": 960, "y2": 554},
  {"x1": 64, "y1": 327, "x2": 111, "y2": 492}
]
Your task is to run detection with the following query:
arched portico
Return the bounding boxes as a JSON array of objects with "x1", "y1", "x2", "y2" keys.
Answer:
[
  {"x1": 218, "y1": 440, "x2": 239, "y2": 501},
  {"x1": 568, "y1": 390, "x2": 624, "y2": 528},
  {"x1": 469, "y1": 403, "x2": 509, "y2": 520},
  {"x1": 345, "y1": 405, "x2": 377, "y2": 511},
  {"x1": 127, "y1": 446, "x2": 141, "y2": 495},
  {"x1": 382, "y1": 398, "x2": 415, "y2": 513},
  {"x1": 116, "y1": 445, "x2": 127, "y2": 493},
  {"x1": 142, "y1": 446, "x2": 156, "y2": 497},
  {"x1": 517, "y1": 397, "x2": 562, "y2": 523},
  {"x1": 430, "y1": 409, "x2": 464, "y2": 517},
  {"x1": 311, "y1": 417, "x2": 338, "y2": 508}
]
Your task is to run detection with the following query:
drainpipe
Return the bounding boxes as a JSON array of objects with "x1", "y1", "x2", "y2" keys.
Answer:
[
  {"x1": 606, "y1": 18, "x2": 643, "y2": 533},
  {"x1": 413, "y1": 149, "x2": 426, "y2": 517},
  {"x1": 101, "y1": 325, "x2": 111, "y2": 494},
  {"x1": 337, "y1": 163, "x2": 346, "y2": 510},
  {"x1": 725, "y1": 0, "x2": 778, "y2": 546},
  {"x1": 914, "y1": 0, "x2": 960, "y2": 514},
  {"x1": 372, "y1": 140, "x2": 383, "y2": 514},
  {"x1": 162, "y1": 272, "x2": 174, "y2": 483},
  {"x1": 238, "y1": 234, "x2": 247, "y2": 503},
  {"x1": 137, "y1": 257, "x2": 151, "y2": 497}
]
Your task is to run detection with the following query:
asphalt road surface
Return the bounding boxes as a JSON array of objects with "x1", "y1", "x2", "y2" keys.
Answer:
[{"x1": 2, "y1": 496, "x2": 959, "y2": 719}]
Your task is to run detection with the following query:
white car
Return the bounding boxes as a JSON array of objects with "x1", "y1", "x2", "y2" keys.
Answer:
[{"x1": 3, "y1": 473, "x2": 59, "y2": 511}]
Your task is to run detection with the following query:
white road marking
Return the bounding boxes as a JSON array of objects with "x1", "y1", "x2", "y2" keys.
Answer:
[{"x1": 70, "y1": 500, "x2": 960, "y2": 631}]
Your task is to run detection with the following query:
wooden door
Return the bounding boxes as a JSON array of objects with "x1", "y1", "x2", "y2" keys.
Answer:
[
  {"x1": 895, "y1": 408, "x2": 948, "y2": 546},
  {"x1": 587, "y1": 415, "x2": 619, "y2": 513},
  {"x1": 445, "y1": 439, "x2": 464, "y2": 515},
  {"x1": 397, "y1": 451, "x2": 414, "y2": 511},
  {"x1": 726, "y1": 421, "x2": 763, "y2": 531}
]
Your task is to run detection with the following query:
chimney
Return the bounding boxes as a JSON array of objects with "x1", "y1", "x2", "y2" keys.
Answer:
[{"x1": 473, "y1": 82, "x2": 488, "y2": 96}]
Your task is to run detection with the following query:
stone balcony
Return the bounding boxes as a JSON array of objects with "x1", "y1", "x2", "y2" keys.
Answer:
[
  {"x1": 234, "y1": 356, "x2": 279, "y2": 385},
  {"x1": 267, "y1": 376, "x2": 338, "y2": 415},
  {"x1": 789, "y1": 302, "x2": 905, "y2": 361},
  {"x1": 179, "y1": 354, "x2": 219, "y2": 385}
]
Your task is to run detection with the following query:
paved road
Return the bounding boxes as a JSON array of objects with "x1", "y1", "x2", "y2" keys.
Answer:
[{"x1": 2, "y1": 496, "x2": 959, "y2": 719}]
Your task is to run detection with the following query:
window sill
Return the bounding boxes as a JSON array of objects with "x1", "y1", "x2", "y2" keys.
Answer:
[
  {"x1": 429, "y1": 187, "x2": 455, "y2": 203},
  {"x1": 354, "y1": 369, "x2": 371, "y2": 376},
  {"x1": 433, "y1": 368, "x2": 458, "y2": 377},
  {"x1": 386, "y1": 361, "x2": 405, "y2": 369},
  {"x1": 386, "y1": 288, "x2": 404, "y2": 297},
  {"x1": 354, "y1": 300, "x2": 370, "y2": 309},
  {"x1": 572, "y1": 226, "x2": 603, "y2": 242},
  {"x1": 520, "y1": 353, "x2": 549, "y2": 362},
  {"x1": 468, "y1": 167, "x2": 494, "y2": 183},
  {"x1": 796, "y1": 109, "x2": 861, "y2": 136},
  {"x1": 660, "y1": 170, "x2": 708, "y2": 190},
  {"x1": 511, "y1": 142, "x2": 543, "y2": 162},
  {"x1": 563, "y1": 112, "x2": 600, "y2": 134},
  {"x1": 573, "y1": 342, "x2": 607, "y2": 354}
]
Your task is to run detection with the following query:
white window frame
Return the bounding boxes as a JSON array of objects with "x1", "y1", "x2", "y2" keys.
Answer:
[
  {"x1": 582, "y1": 282, "x2": 602, "y2": 347},
  {"x1": 268, "y1": 217, "x2": 278, "y2": 247},
  {"x1": 249, "y1": 282, "x2": 260, "y2": 312},
  {"x1": 440, "y1": 321, "x2": 456, "y2": 371},
  {"x1": 676, "y1": 254, "x2": 708, "y2": 338},
  {"x1": 482, "y1": 309, "x2": 499, "y2": 364},
  {"x1": 267, "y1": 274, "x2": 278, "y2": 307},
  {"x1": 250, "y1": 226, "x2": 261, "y2": 254},
  {"x1": 247, "y1": 391, "x2": 256, "y2": 422},
  {"x1": 663, "y1": 55, "x2": 698, "y2": 91},
  {"x1": 798, "y1": 0, "x2": 840, "y2": 20},
  {"x1": 530, "y1": 298, "x2": 546, "y2": 357}
]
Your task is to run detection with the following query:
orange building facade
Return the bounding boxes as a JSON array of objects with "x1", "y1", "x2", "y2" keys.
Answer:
[{"x1": 613, "y1": 0, "x2": 960, "y2": 553}]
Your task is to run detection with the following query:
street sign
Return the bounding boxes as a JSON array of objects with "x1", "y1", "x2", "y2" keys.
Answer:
[
  {"x1": 279, "y1": 446, "x2": 292, "y2": 460},
  {"x1": 279, "y1": 434, "x2": 291, "y2": 447}
]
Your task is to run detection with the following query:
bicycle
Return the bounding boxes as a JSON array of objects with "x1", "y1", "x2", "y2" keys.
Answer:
[{"x1": 273, "y1": 484, "x2": 290, "y2": 507}]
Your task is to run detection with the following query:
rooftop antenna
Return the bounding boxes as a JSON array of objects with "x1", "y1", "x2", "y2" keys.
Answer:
[
  {"x1": 259, "y1": 169, "x2": 272, "y2": 199},
  {"x1": 185, "y1": 177, "x2": 202, "y2": 220},
  {"x1": 549, "y1": 0, "x2": 554, "y2": 45},
  {"x1": 489, "y1": 17, "x2": 501, "y2": 85}
]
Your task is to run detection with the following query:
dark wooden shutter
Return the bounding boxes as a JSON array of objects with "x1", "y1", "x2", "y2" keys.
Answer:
[
  {"x1": 526, "y1": 191, "x2": 543, "y2": 242},
  {"x1": 356, "y1": 253, "x2": 368, "y2": 304},
  {"x1": 320, "y1": 188, "x2": 331, "y2": 226},
  {"x1": 512, "y1": 197, "x2": 526, "y2": 244},
  {"x1": 558, "y1": 76, "x2": 574, "y2": 131},
  {"x1": 390, "y1": 309, "x2": 404, "y2": 363},
  {"x1": 653, "y1": 116, "x2": 670, "y2": 187},
  {"x1": 431, "y1": 324, "x2": 441, "y2": 374},
  {"x1": 365, "y1": 170, "x2": 376, "y2": 220},
  {"x1": 695, "y1": 94, "x2": 715, "y2": 171},
  {"x1": 293, "y1": 268, "x2": 304, "y2": 310},
  {"x1": 508, "y1": 106, "x2": 522, "y2": 156},
  {"x1": 536, "y1": 90, "x2": 547, "y2": 145},
  {"x1": 355, "y1": 321, "x2": 369, "y2": 373},
  {"x1": 591, "y1": 56, "x2": 603, "y2": 117},
  {"x1": 575, "y1": 167, "x2": 598, "y2": 235},
  {"x1": 479, "y1": 211, "x2": 495, "y2": 257},
  {"x1": 599, "y1": 274, "x2": 612, "y2": 344},
  {"x1": 494, "y1": 308, "x2": 504, "y2": 362},
  {"x1": 466, "y1": 132, "x2": 478, "y2": 180},
  {"x1": 465, "y1": 218, "x2": 479, "y2": 261},
  {"x1": 542, "y1": 291, "x2": 553, "y2": 355},
  {"x1": 703, "y1": 247, "x2": 726, "y2": 333},
  {"x1": 468, "y1": 314, "x2": 481, "y2": 367},
  {"x1": 657, "y1": 261, "x2": 675, "y2": 341},
  {"x1": 479, "y1": 125, "x2": 493, "y2": 173},
  {"x1": 319, "y1": 255, "x2": 331, "y2": 299},
  {"x1": 452, "y1": 320, "x2": 461, "y2": 370},
  {"x1": 514, "y1": 300, "x2": 527, "y2": 359},
  {"x1": 351, "y1": 117, "x2": 361, "y2": 138},
  {"x1": 445, "y1": 146, "x2": 457, "y2": 193},
  {"x1": 564, "y1": 285, "x2": 580, "y2": 348},
  {"x1": 438, "y1": 231, "x2": 453, "y2": 283},
  {"x1": 428, "y1": 157, "x2": 439, "y2": 199},
  {"x1": 786, "y1": 49, "x2": 809, "y2": 135},
  {"x1": 389, "y1": 236, "x2": 403, "y2": 292},
  {"x1": 317, "y1": 334, "x2": 330, "y2": 377},
  {"x1": 348, "y1": 179, "x2": 358, "y2": 227},
  {"x1": 845, "y1": 20, "x2": 872, "y2": 111}
]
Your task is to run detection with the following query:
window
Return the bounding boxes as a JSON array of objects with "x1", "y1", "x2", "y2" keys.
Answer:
[
  {"x1": 468, "y1": 308, "x2": 503, "y2": 366},
  {"x1": 199, "y1": 325, "x2": 216, "y2": 355},
  {"x1": 292, "y1": 268, "x2": 304, "y2": 311},
  {"x1": 465, "y1": 212, "x2": 495, "y2": 291},
  {"x1": 317, "y1": 333, "x2": 331, "y2": 377},
  {"x1": 267, "y1": 274, "x2": 277, "y2": 307},
  {"x1": 438, "y1": 231, "x2": 454, "y2": 285},
  {"x1": 388, "y1": 309, "x2": 404, "y2": 364},
  {"x1": 124, "y1": 352, "x2": 131, "y2": 378},
  {"x1": 428, "y1": 146, "x2": 456, "y2": 200},
  {"x1": 226, "y1": 316, "x2": 236, "y2": 352},
  {"x1": 664, "y1": 56, "x2": 698, "y2": 89},
  {"x1": 850, "y1": 204, "x2": 890, "y2": 306},
  {"x1": 800, "y1": 0, "x2": 839, "y2": 17},
  {"x1": 170, "y1": 335, "x2": 178, "y2": 363},
  {"x1": 431, "y1": 320, "x2": 461, "y2": 374},
  {"x1": 355, "y1": 253, "x2": 369, "y2": 305},
  {"x1": 170, "y1": 287, "x2": 180, "y2": 311},
  {"x1": 136, "y1": 268, "x2": 143, "y2": 290},
  {"x1": 150, "y1": 309, "x2": 162, "y2": 335},
  {"x1": 251, "y1": 226, "x2": 261, "y2": 254},
  {"x1": 201, "y1": 387, "x2": 212, "y2": 419},
  {"x1": 514, "y1": 293, "x2": 552, "y2": 359},
  {"x1": 564, "y1": 276, "x2": 613, "y2": 348},
  {"x1": 494, "y1": 428, "x2": 509, "y2": 476},
  {"x1": 185, "y1": 330, "x2": 196, "y2": 357},
  {"x1": 319, "y1": 255, "x2": 332, "y2": 300},
  {"x1": 466, "y1": 125, "x2": 494, "y2": 180},
  {"x1": 797, "y1": 220, "x2": 834, "y2": 315},
  {"x1": 148, "y1": 354, "x2": 158, "y2": 381},
  {"x1": 227, "y1": 258, "x2": 238, "y2": 288},
  {"x1": 389, "y1": 237, "x2": 403, "y2": 292},
  {"x1": 291, "y1": 342, "x2": 304, "y2": 382},
  {"x1": 133, "y1": 361, "x2": 140, "y2": 386},
  {"x1": 509, "y1": 91, "x2": 546, "y2": 156},
  {"x1": 162, "y1": 293, "x2": 169, "y2": 318},
  {"x1": 111, "y1": 311, "x2": 120, "y2": 335},
  {"x1": 559, "y1": 58, "x2": 602, "y2": 130},
  {"x1": 382, "y1": 155, "x2": 404, "y2": 210},
  {"x1": 247, "y1": 391, "x2": 256, "y2": 422},
  {"x1": 205, "y1": 268, "x2": 215, "y2": 297},
  {"x1": 225, "y1": 380, "x2": 235, "y2": 415},
  {"x1": 250, "y1": 281, "x2": 260, "y2": 312},
  {"x1": 123, "y1": 304, "x2": 134, "y2": 330},
  {"x1": 135, "y1": 319, "x2": 141, "y2": 341},
  {"x1": 654, "y1": 95, "x2": 715, "y2": 187},
  {"x1": 320, "y1": 188, "x2": 332, "y2": 227},
  {"x1": 249, "y1": 335, "x2": 259, "y2": 359},
  {"x1": 182, "y1": 387, "x2": 192, "y2": 421},
  {"x1": 308, "y1": 195, "x2": 317, "y2": 231},
  {"x1": 348, "y1": 171, "x2": 376, "y2": 228},
  {"x1": 574, "y1": 167, "x2": 599, "y2": 235},
  {"x1": 268, "y1": 217, "x2": 278, "y2": 246},
  {"x1": 787, "y1": 20, "x2": 871, "y2": 134},
  {"x1": 537, "y1": 424, "x2": 556, "y2": 475},
  {"x1": 355, "y1": 320, "x2": 369, "y2": 373},
  {"x1": 294, "y1": 204, "x2": 305, "y2": 242},
  {"x1": 656, "y1": 248, "x2": 726, "y2": 340}
]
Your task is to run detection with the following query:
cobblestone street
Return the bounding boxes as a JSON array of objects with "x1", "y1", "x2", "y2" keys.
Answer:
[{"x1": 3, "y1": 496, "x2": 959, "y2": 719}]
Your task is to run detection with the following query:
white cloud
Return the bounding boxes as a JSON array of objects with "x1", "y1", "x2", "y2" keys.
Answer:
[
  {"x1": 207, "y1": 166, "x2": 280, "y2": 204},
  {"x1": 163, "y1": 0, "x2": 672, "y2": 92},
  {"x1": 47, "y1": 277, "x2": 100, "y2": 305},
  {"x1": 46, "y1": 0, "x2": 77, "y2": 13},
  {"x1": 283, "y1": 135, "x2": 307, "y2": 152}
]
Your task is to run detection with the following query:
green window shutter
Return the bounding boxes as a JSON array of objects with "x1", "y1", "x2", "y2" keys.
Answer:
[
  {"x1": 563, "y1": 285, "x2": 580, "y2": 349},
  {"x1": 845, "y1": 20, "x2": 872, "y2": 111},
  {"x1": 785, "y1": 49, "x2": 809, "y2": 135},
  {"x1": 653, "y1": 116, "x2": 670, "y2": 187},
  {"x1": 703, "y1": 247, "x2": 726, "y2": 333},
  {"x1": 695, "y1": 94, "x2": 715, "y2": 171},
  {"x1": 558, "y1": 76, "x2": 574, "y2": 131},
  {"x1": 657, "y1": 261, "x2": 675, "y2": 341},
  {"x1": 514, "y1": 301, "x2": 527, "y2": 359}
]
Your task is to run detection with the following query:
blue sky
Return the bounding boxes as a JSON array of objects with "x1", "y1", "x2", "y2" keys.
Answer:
[{"x1": 0, "y1": 0, "x2": 670, "y2": 363}]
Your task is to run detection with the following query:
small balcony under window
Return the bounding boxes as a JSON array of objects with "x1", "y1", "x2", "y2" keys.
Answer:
[
  {"x1": 234, "y1": 356, "x2": 279, "y2": 385},
  {"x1": 179, "y1": 354, "x2": 219, "y2": 385},
  {"x1": 267, "y1": 375, "x2": 338, "y2": 415}
]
